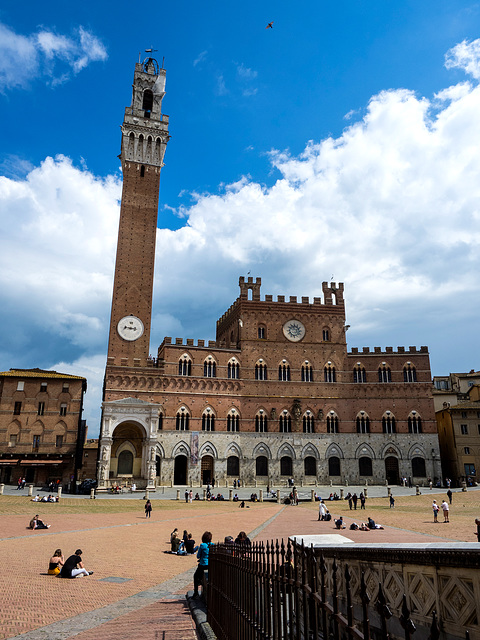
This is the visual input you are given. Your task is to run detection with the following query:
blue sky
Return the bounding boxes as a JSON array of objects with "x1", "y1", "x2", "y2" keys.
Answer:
[{"x1": 1, "y1": 1, "x2": 480, "y2": 435}]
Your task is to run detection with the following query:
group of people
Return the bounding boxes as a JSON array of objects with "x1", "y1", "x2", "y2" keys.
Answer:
[
  {"x1": 334, "y1": 516, "x2": 384, "y2": 530},
  {"x1": 47, "y1": 548, "x2": 93, "y2": 578},
  {"x1": 345, "y1": 492, "x2": 367, "y2": 510},
  {"x1": 32, "y1": 494, "x2": 58, "y2": 503},
  {"x1": 16, "y1": 477, "x2": 26, "y2": 490},
  {"x1": 432, "y1": 499, "x2": 450, "y2": 522},
  {"x1": 170, "y1": 528, "x2": 199, "y2": 555}
]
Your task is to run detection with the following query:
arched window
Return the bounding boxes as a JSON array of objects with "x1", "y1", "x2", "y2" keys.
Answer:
[
  {"x1": 255, "y1": 412, "x2": 268, "y2": 432},
  {"x1": 378, "y1": 365, "x2": 392, "y2": 383},
  {"x1": 227, "y1": 359, "x2": 240, "y2": 379},
  {"x1": 382, "y1": 414, "x2": 396, "y2": 434},
  {"x1": 158, "y1": 413, "x2": 163, "y2": 431},
  {"x1": 408, "y1": 413, "x2": 422, "y2": 433},
  {"x1": 202, "y1": 410, "x2": 215, "y2": 431},
  {"x1": 322, "y1": 329, "x2": 330, "y2": 341},
  {"x1": 178, "y1": 355, "x2": 192, "y2": 376},
  {"x1": 258, "y1": 325, "x2": 266, "y2": 339},
  {"x1": 204, "y1": 358, "x2": 216, "y2": 378},
  {"x1": 227, "y1": 410, "x2": 240, "y2": 432},
  {"x1": 118, "y1": 450, "x2": 134, "y2": 475},
  {"x1": 328, "y1": 456, "x2": 341, "y2": 476},
  {"x1": 278, "y1": 362, "x2": 291, "y2": 381},
  {"x1": 353, "y1": 365, "x2": 366, "y2": 383},
  {"x1": 359, "y1": 457, "x2": 373, "y2": 476},
  {"x1": 404, "y1": 364, "x2": 417, "y2": 382},
  {"x1": 255, "y1": 362, "x2": 267, "y2": 380},
  {"x1": 280, "y1": 456, "x2": 293, "y2": 476},
  {"x1": 304, "y1": 457, "x2": 317, "y2": 476},
  {"x1": 301, "y1": 361, "x2": 313, "y2": 382},
  {"x1": 176, "y1": 409, "x2": 190, "y2": 431},
  {"x1": 142, "y1": 89, "x2": 153, "y2": 114},
  {"x1": 256, "y1": 456, "x2": 268, "y2": 476},
  {"x1": 227, "y1": 456, "x2": 239, "y2": 476},
  {"x1": 279, "y1": 412, "x2": 292, "y2": 433},
  {"x1": 356, "y1": 414, "x2": 370, "y2": 433},
  {"x1": 324, "y1": 364, "x2": 336, "y2": 382},
  {"x1": 327, "y1": 413, "x2": 338, "y2": 433},
  {"x1": 412, "y1": 457, "x2": 426, "y2": 477},
  {"x1": 303, "y1": 412, "x2": 315, "y2": 433}
]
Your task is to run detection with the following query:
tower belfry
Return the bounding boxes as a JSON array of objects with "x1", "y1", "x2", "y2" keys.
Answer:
[{"x1": 107, "y1": 56, "x2": 169, "y2": 366}]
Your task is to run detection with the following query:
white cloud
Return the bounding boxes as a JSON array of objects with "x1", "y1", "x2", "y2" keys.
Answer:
[
  {"x1": 2, "y1": 41, "x2": 480, "y2": 434},
  {"x1": 0, "y1": 22, "x2": 107, "y2": 91},
  {"x1": 193, "y1": 50, "x2": 208, "y2": 67},
  {"x1": 445, "y1": 38, "x2": 480, "y2": 80}
]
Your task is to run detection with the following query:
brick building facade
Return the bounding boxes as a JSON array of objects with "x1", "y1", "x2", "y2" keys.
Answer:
[
  {"x1": 0, "y1": 369, "x2": 87, "y2": 488},
  {"x1": 98, "y1": 58, "x2": 441, "y2": 490}
]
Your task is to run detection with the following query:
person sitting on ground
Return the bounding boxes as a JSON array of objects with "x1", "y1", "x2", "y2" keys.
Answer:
[
  {"x1": 334, "y1": 517, "x2": 346, "y2": 529},
  {"x1": 185, "y1": 533, "x2": 198, "y2": 554},
  {"x1": 48, "y1": 548, "x2": 64, "y2": 575},
  {"x1": 29, "y1": 515, "x2": 50, "y2": 529},
  {"x1": 48, "y1": 495, "x2": 55, "y2": 503},
  {"x1": 170, "y1": 528, "x2": 178, "y2": 543},
  {"x1": 240, "y1": 500, "x2": 245, "y2": 508},
  {"x1": 194, "y1": 493, "x2": 200, "y2": 500},
  {"x1": 171, "y1": 532, "x2": 182, "y2": 553},
  {"x1": 359, "y1": 522, "x2": 370, "y2": 531},
  {"x1": 233, "y1": 493, "x2": 239, "y2": 501},
  {"x1": 41, "y1": 495, "x2": 48, "y2": 502},
  {"x1": 350, "y1": 522, "x2": 359, "y2": 530},
  {"x1": 31, "y1": 495, "x2": 40, "y2": 502},
  {"x1": 235, "y1": 531, "x2": 251, "y2": 548},
  {"x1": 59, "y1": 549, "x2": 93, "y2": 578},
  {"x1": 367, "y1": 517, "x2": 384, "y2": 530}
]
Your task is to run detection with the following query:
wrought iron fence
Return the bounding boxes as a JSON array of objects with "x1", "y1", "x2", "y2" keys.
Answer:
[{"x1": 207, "y1": 538, "x2": 479, "y2": 640}]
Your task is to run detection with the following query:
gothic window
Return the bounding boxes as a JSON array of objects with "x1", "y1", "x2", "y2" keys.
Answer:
[
  {"x1": 158, "y1": 413, "x2": 163, "y2": 430},
  {"x1": 13, "y1": 402, "x2": 21, "y2": 415},
  {"x1": 228, "y1": 360, "x2": 240, "y2": 379},
  {"x1": 59, "y1": 403, "x2": 67, "y2": 416},
  {"x1": 301, "y1": 362, "x2": 313, "y2": 382},
  {"x1": 408, "y1": 414, "x2": 422, "y2": 434},
  {"x1": 359, "y1": 457, "x2": 373, "y2": 476},
  {"x1": 40, "y1": 382, "x2": 47, "y2": 392},
  {"x1": 142, "y1": 89, "x2": 153, "y2": 114},
  {"x1": 279, "y1": 413, "x2": 292, "y2": 433},
  {"x1": 278, "y1": 363, "x2": 291, "y2": 381},
  {"x1": 56, "y1": 435, "x2": 63, "y2": 448},
  {"x1": 403, "y1": 364, "x2": 417, "y2": 382},
  {"x1": 227, "y1": 410, "x2": 240, "y2": 432},
  {"x1": 378, "y1": 365, "x2": 392, "y2": 383},
  {"x1": 176, "y1": 409, "x2": 190, "y2": 431},
  {"x1": 256, "y1": 456, "x2": 268, "y2": 476},
  {"x1": 280, "y1": 456, "x2": 293, "y2": 476},
  {"x1": 204, "y1": 358, "x2": 217, "y2": 378},
  {"x1": 258, "y1": 325, "x2": 266, "y2": 339},
  {"x1": 37, "y1": 402, "x2": 45, "y2": 416},
  {"x1": 328, "y1": 456, "x2": 341, "y2": 476},
  {"x1": 411, "y1": 457, "x2": 426, "y2": 477},
  {"x1": 326, "y1": 413, "x2": 338, "y2": 433},
  {"x1": 303, "y1": 412, "x2": 315, "y2": 433},
  {"x1": 178, "y1": 355, "x2": 192, "y2": 376},
  {"x1": 304, "y1": 457, "x2": 316, "y2": 476},
  {"x1": 9, "y1": 434, "x2": 18, "y2": 447},
  {"x1": 33, "y1": 435, "x2": 41, "y2": 449},
  {"x1": 227, "y1": 456, "x2": 239, "y2": 476},
  {"x1": 255, "y1": 362, "x2": 267, "y2": 380},
  {"x1": 353, "y1": 366, "x2": 366, "y2": 383},
  {"x1": 202, "y1": 410, "x2": 215, "y2": 431},
  {"x1": 356, "y1": 414, "x2": 370, "y2": 434},
  {"x1": 255, "y1": 412, "x2": 268, "y2": 432},
  {"x1": 322, "y1": 329, "x2": 330, "y2": 341},
  {"x1": 324, "y1": 365, "x2": 336, "y2": 383},
  {"x1": 382, "y1": 414, "x2": 396, "y2": 433}
]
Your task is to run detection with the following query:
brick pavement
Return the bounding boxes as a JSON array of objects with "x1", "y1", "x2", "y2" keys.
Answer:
[{"x1": 1, "y1": 493, "x2": 474, "y2": 640}]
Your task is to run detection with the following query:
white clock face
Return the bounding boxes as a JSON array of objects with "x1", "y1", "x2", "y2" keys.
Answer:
[
  {"x1": 117, "y1": 315, "x2": 144, "y2": 341},
  {"x1": 283, "y1": 319, "x2": 306, "y2": 342}
]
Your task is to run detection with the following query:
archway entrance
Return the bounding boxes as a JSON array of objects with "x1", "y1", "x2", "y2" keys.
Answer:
[
  {"x1": 118, "y1": 450, "x2": 134, "y2": 474},
  {"x1": 111, "y1": 423, "x2": 144, "y2": 480},
  {"x1": 156, "y1": 455, "x2": 161, "y2": 478},
  {"x1": 385, "y1": 456, "x2": 399, "y2": 485},
  {"x1": 174, "y1": 455, "x2": 188, "y2": 485},
  {"x1": 201, "y1": 455, "x2": 214, "y2": 485}
]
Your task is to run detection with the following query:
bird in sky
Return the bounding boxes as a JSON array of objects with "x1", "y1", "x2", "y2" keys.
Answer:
[{"x1": 266, "y1": 21, "x2": 274, "y2": 29}]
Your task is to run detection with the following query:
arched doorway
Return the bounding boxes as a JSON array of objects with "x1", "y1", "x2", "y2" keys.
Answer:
[
  {"x1": 174, "y1": 455, "x2": 188, "y2": 485},
  {"x1": 201, "y1": 455, "x2": 214, "y2": 485},
  {"x1": 118, "y1": 450, "x2": 133, "y2": 474},
  {"x1": 385, "y1": 456, "x2": 399, "y2": 484},
  {"x1": 280, "y1": 456, "x2": 293, "y2": 476},
  {"x1": 111, "y1": 423, "x2": 144, "y2": 480},
  {"x1": 155, "y1": 455, "x2": 161, "y2": 478},
  {"x1": 304, "y1": 456, "x2": 316, "y2": 476}
]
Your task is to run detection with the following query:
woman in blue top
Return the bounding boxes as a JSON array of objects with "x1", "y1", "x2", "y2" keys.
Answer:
[{"x1": 193, "y1": 531, "x2": 212, "y2": 597}]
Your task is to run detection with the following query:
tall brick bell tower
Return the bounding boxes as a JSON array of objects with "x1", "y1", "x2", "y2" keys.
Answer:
[{"x1": 107, "y1": 56, "x2": 169, "y2": 367}]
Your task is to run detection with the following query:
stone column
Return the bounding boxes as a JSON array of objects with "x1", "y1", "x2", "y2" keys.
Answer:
[
  {"x1": 0, "y1": 484, "x2": 4, "y2": 495},
  {"x1": 311, "y1": 489, "x2": 315, "y2": 502},
  {"x1": 57, "y1": 486, "x2": 62, "y2": 499},
  {"x1": 28, "y1": 484, "x2": 33, "y2": 497},
  {"x1": 229, "y1": 489, "x2": 233, "y2": 501},
  {"x1": 259, "y1": 489, "x2": 263, "y2": 502}
]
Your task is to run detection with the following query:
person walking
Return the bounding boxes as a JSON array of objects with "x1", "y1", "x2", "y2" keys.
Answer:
[
  {"x1": 193, "y1": 531, "x2": 212, "y2": 598},
  {"x1": 389, "y1": 495, "x2": 395, "y2": 508},
  {"x1": 352, "y1": 493, "x2": 358, "y2": 510},
  {"x1": 447, "y1": 489, "x2": 453, "y2": 504},
  {"x1": 145, "y1": 499, "x2": 152, "y2": 518},
  {"x1": 359, "y1": 492, "x2": 366, "y2": 509},
  {"x1": 441, "y1": 500, "x2": 450, "y2": 523},
  {"x1": 432, "y1": 500, "x2": 439, "y2": 523}
]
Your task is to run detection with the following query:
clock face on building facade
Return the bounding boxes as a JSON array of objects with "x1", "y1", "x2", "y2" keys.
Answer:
[
  {"x1": 117, "y1": 315, "x2": 144, "y2": 341},
  {"x1": 283, "y1": 319, "x2": 306, "y2": 342}
]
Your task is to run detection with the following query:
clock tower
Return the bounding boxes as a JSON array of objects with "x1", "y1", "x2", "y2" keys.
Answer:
[{"x1": 107, "y1": 56, "x2": 169, "y2": 366}]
